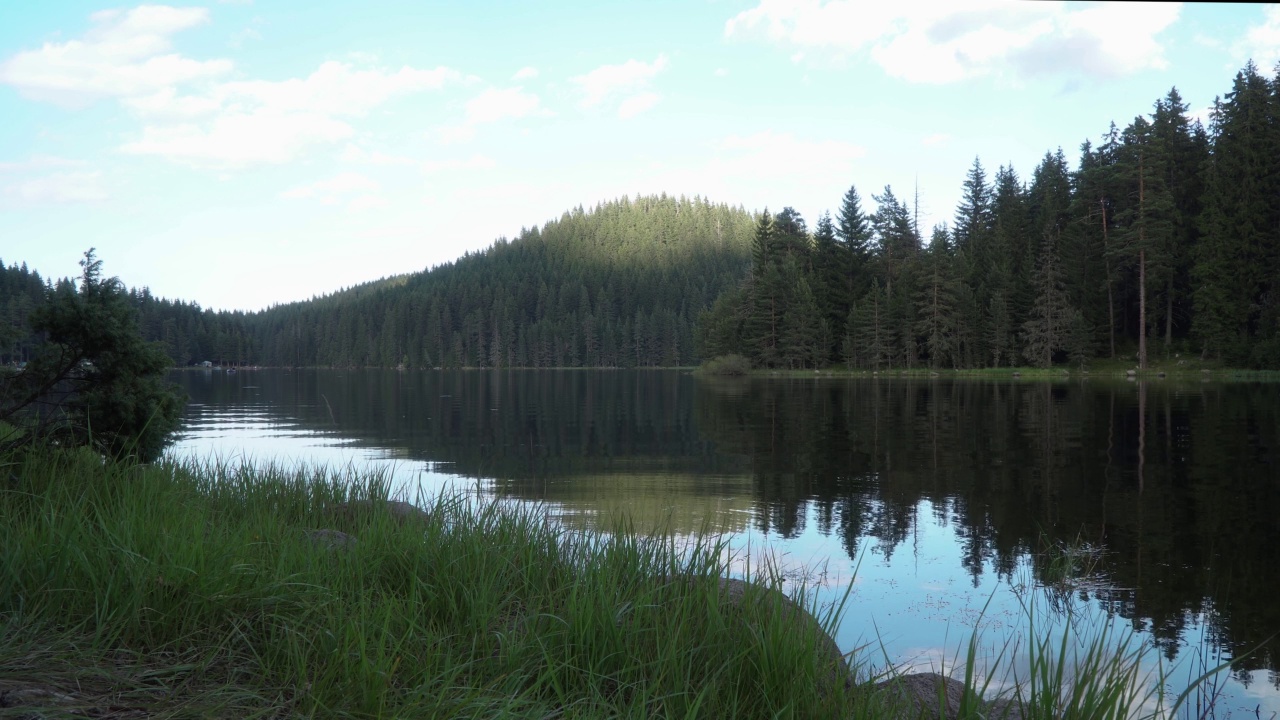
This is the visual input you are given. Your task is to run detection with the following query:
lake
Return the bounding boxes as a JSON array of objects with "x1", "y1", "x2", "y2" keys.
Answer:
[{"x1": 169, "y1": 368, "x2": 1280, "y2": 715}]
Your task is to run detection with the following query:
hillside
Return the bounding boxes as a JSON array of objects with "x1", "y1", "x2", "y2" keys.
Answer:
[{"x1": 3, "y1": 194, "x2": 756, "y2": 368}]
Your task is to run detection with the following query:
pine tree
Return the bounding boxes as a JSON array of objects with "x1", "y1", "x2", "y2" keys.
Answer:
[
  {"x1": 836, "y1": 184, "x2": 874, "y2": 312},
  {"x1": 1150, "y1": 87, "x2": 1209, "y2": 352},
  {"x1": 779, "y1": 257, "x2": 823, "y2": 369},
  {"x1": 1022, "y1": 233, "x2": 1079, "y2": 368},
  {"x1": 812, "y1": 212, "x2": 845, "y2": 362},
  {"x1": 987, "y1": 291, "x2": 1015, "y2": 367},
  {"x1": 1110, "y1": 115, "x2": 1175, "y2": 369},
  {"x1": 1193, "y1": 62, "x2": 1280, "y2": 364},
  {"x1": 846, "y1": 279, "x2": 891, "y2": 371},
  {"x1": 915, "y1": 226, "x2": 963, "y2": 369}
]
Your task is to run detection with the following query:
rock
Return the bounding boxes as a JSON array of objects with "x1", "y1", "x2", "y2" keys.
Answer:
[
  {"x1": 659, "y1": 576, "x2": 850, "y2": 696},
  {"x1": 0, "y1": 686, "x2": 77, "y2": 714},
  {"x1": 873, "y1": 673, "x2": 965, "y2": 718},
  {"x1": 307, "y1": 528, "x2": 357, "y2": 551},
  {"x1": 331, "y1": 499, "x2": 430, "y2": 524},
  {"x1": 872, "y1": 672, "x2": 1023, "y2": 720}
]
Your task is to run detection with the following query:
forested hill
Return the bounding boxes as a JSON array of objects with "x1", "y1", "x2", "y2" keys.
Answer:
[
  {"x1": 2, "y1": 194, "x2": 756, "y2": 368},
  {"x1": 247, "y1": 195, "x2": 754, "y2": 368}
]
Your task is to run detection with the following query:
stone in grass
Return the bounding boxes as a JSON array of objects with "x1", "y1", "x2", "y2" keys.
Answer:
[
  {"x1": 306, "y1": 528, "x2": 357, "y2": 551},
  {"x1": 0, "y1": 686, "x2": 77, "y2": 716},
  {"x1": 657, "y1": 576, "x2": 850, "y2": 697},
  {"x1": 871, "y1": 672, "x2": 1023, "y2": 720}
]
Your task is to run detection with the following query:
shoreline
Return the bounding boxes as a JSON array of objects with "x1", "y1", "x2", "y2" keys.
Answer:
[{"x1": 1, "y1": 448, "x2": 1226, "y2": 718}]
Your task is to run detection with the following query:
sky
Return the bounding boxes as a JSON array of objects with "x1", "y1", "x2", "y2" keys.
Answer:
[{"x1": 2, "y1": 1, "x2": 1278, "y2": 312}]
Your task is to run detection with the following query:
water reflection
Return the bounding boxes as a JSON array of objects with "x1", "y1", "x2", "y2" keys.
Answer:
[{"x1": 169, "y1": 369, "x2": 1280, "y2": 707}]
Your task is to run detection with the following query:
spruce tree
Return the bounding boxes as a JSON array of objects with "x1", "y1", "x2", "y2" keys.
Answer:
[
  {"x1": 1193, "y1": 62, "x2": 1280, "y2": 363},
  {"x1": 1110, "y1": 116, "x2": 1175, "y2": 369},
  {"x1": 1022, "y1": 233, "x2": 1078, "y2": 368},
  {"x1": 915, "y1": 226, "x2": 963, "y2": 369},
  {"x1": 836, "y1": 184, "x2": 874, "y2": 311}
]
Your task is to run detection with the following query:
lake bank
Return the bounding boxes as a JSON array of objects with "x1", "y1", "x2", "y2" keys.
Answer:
[{"x1": 0, "y1": 448, "x2": 1214, "y2": 718}]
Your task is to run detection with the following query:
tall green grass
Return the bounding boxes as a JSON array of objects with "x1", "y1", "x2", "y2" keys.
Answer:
[
  {"x1": 0, "y1": 449, "x2": 1239, "y2": 718},
  {"x1": 0, "y1": 449, "x2": 867, "y2": 718}
]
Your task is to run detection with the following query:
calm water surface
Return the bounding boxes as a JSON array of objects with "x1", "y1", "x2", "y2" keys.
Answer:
[{"x1": 169, "y1": 368, "x2": 1280, "y2": 715}]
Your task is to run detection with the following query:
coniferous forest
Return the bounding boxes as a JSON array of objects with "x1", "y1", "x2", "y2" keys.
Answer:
[
  {"x1": 3, "y1": 61, "x2": 1279, "y2": 370},
  {"x1": 701, "y1": 63, "x2": 1280, "y2": 371}
]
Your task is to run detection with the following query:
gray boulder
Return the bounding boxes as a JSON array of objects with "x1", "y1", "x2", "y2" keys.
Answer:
[
  {"x1": 658, "y1": 576, "x2": 850, "y2": 696},
  {"x1": 306, "y1": 528, "x2": 357, "y2": 551},
  {"x1": 871, "y1": 672, "x2": 1024, "y2": 720}
]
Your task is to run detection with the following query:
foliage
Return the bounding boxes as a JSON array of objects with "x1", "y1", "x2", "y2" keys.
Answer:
[
  {"x1": 696, "y1": 353, "x2": 752, "y2": 376},
  {"x1": 693, "y1": 61, "x2": 1280, "y2": 371},
  {"x1": 0, "y1": 250, "x2": 184, "y2": 462}
]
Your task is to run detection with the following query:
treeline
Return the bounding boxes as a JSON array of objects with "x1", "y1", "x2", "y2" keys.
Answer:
[
  {"x1": 699, "y1": 62, "x2": 1280, "y2": 370},
  {"x1": 3, "y1": 194, "x2": 755, "y2": 368},
  {"x1": 240, "y1": 195, "x2": 754, "y2": 368}
]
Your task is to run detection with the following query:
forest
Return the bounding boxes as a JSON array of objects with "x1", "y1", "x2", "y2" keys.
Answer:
[
  {"x1": 2, "y1": 61, "x2": 1278, "y2": 370},
  {"x1": 700, "y1": 62, "x2": 1280, "y2": 371},
  {"x1": 3, "y1": 195, "x2": 756, "y2": 369}
]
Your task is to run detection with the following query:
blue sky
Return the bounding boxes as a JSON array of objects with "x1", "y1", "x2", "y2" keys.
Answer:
[{"x1": 2, "y1": 1, "x2": 1277, "y2": 311}]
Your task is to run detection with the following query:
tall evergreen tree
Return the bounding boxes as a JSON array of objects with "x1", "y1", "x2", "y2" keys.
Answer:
[
  {"x1": 915, "y1": 226, "x2": 964, "y2": 369},
  {"x1": 1110, "y1": 116, "x2": 1175, "y2": 369},
  {"x1": 836, "y1": 184, "x2": 874, "y2": 310},
  {"x1": 1150, "y1": 87, "x2": 1210, "y2": 352},
  {"x1": 812, "y1": 212, "x2": 846, "y2": 362},
  {"x1": 1022, "y1": 234, "x2": 1081, "y2": 368},
  {"x1": 1193, "y1": 62, "x2": 1280, "y2": 363}
]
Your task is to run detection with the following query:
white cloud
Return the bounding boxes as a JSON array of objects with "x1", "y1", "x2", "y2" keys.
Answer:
[
  {"x1": 1234, "y1": 5, "x2": 1280, "y2": 72},
  {"x1": 572, "y1": 54, "x2": 668, "y2": 108},
  {"x1": 422, "y1": 155, "x2": 497, "y2": 173},
  {"x1": 725, "y1": 1, "x2": 1182, "y2": 84},
  {"x1": 617, "y1": 92, "x2": 660, "y2": 119},
  {"x1": 0, "y1": 6, "x2": 231, "y2": 106},
  {"x1": 1189, "y1": 105, "x2": 1213, "y2": 129},
  {"x1": 281, "y1": 173, "x2": 383, "y2": 211},
  {"x1": 513, "y1": 66, "x2": 538, "y2": 80},
  {"x1": 2, "y1": 8, "x2": 466, "y2": 169},
  {"x1": 0, "y1": 155, "x2": 86, "y2": 173},
  {"x1": 339, "y1": 144, "x2": 416, "y2": 166},
  {"x1": 214, "y1": 61, "x2": 461, "y2": 119},
  {"x1": 422, "y1": 86, "x2": 548, "y2": 148},
  {"x1": 3, "y1": 170, "x2": 108, "y2": 204},
  {"x1": 922, "y1": 133, "x2": 951, "y2": 147},
  {"x1": 431, "y1": 124, "x2": 477, "y2": 145},
  {"x1": 465, "y1": 86, "x2": 548, "y2": 124},
  {"x1": 120, "y1": 61, "x2": 464, "y2": 168},
  {"x1": 714, "y1": 67, "x2": 729, "y2": 77},
  {"x1": 123, "y1": 110, "x2": 354, "y2": 167},
  {"x1": 347, "y1": 195, "x2": 390, "y2": 212},
  {"x1": 122, "y1": 86, "x2": 223, "y2": 119}
]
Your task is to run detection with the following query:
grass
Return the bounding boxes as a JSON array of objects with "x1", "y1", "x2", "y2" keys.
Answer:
[
  {"x1": 0, "y1": 448, "x2": 867, "y2": 718},
  {"x1": 737, "y1": 364, "x2": 1280, "y2": 382},
  {"x1": 692, "y1": 354, "x2": 752, "y2": 377},
  {"x1": 0, "y1": 448, "x2": 1241, "y2": 718}
]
